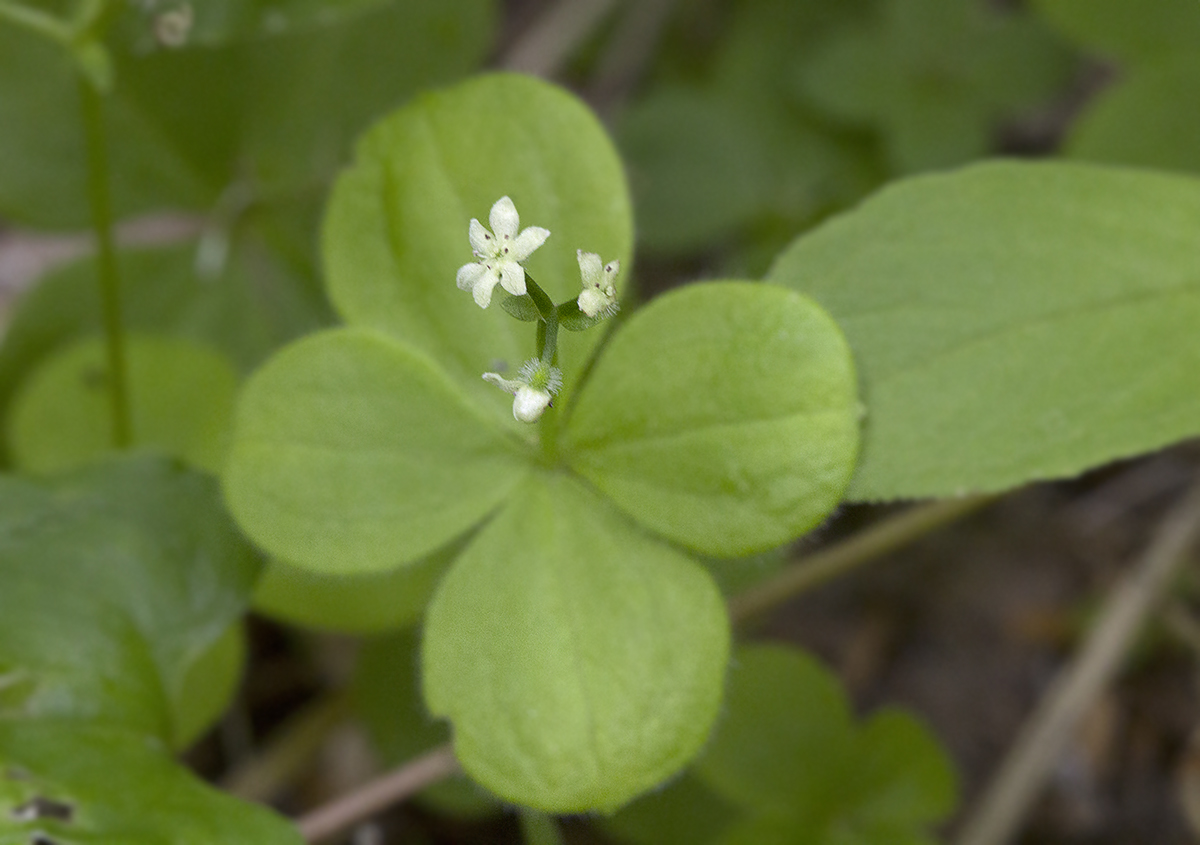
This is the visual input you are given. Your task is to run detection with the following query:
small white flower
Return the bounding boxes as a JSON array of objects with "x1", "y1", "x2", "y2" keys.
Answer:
[
  {"x1": 576, "y1": 250, "x2": 620, "y2": 319},
  {"x1": 456, "y1": 196, "x2": 550, "y2": 309},
  {"x1": 482, "y1": 359, "x2": 563, "y2": 423}
]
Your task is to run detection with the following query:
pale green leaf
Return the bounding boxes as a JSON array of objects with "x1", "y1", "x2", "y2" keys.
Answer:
[
  {"x1": 252, "y1": 546, "x2": 455, "y2": 633},
  {"x1": 422, "y1": 474, "x2": 729, "y2": 812},
  {"x1": 564, "y1": 282, "x2": 859, "y2": 557},
  {"x1": 223, "y1": 327, "x2": 530, "y2": 574},
  {"x1": 769, "y1": 161, "x2": 1200, "y2": 500},
  {"x1": 7, "y1": 334, "x2": 239, "y2": 475},
  {"x1": 323, "y1": 72, "x2": 632, "y2": 417}
]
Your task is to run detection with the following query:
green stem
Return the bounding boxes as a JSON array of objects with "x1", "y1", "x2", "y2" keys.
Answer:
[
  {"x1": 0, "y1": 0, "x2": 71, "y2": 42},
  {"x1": 728, "y1": 494, "x2": 995, "y2": 625},
  {"x1": 519, "y1": 809, "x2": 565, "y2": 845},
  {"x1": 78, "y1": 74, "x2": 132, "y2": 449}
]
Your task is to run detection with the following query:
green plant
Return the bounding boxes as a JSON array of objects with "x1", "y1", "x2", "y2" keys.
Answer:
[{"x1": 1, "y1": 1, "x2": 1199, "y2": 843}]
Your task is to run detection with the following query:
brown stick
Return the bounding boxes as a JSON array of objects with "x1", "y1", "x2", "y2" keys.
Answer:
[
  {"x1": 955, "y1": 477, "x2": 1200, "y2": 845},
  {"x1": 296, "y1": 743, "x2": 460, "y2": 843}
]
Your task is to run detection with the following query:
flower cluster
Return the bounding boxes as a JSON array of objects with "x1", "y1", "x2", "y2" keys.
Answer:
[{"x1": 457, "y1": 197, "x2": 620, "y2": 424}]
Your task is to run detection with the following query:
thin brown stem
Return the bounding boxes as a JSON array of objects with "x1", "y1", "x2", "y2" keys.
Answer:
[
  {"x1": 296, "y1": 743, "x2": 460, "y2": 843},
  {"x1": 221, "y1": 691, "x2": 351, "y2": 802},
  {"x1": 729, "y1": 494, "x2": 995, "y2": 625}
]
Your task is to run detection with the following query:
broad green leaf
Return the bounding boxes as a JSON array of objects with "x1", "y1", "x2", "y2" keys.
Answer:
[
  {"x1": 696, "y1": 647, "x2": 854, "y2": 818},
  {"x1": 252, "y1": 544, "x2": 455, "y2": 633},
  {"x1": 171, "y1": 622, "x2": 245, "y2": 750},
  {"x1": 618, "y1": 87, "x2": 772, "y2": 253},
  {"x1": 604, "y1": 775, "x2": 739, "y2": 845},
  {"x1": 113, "y1": 0, "x2": 390, "y2": 48},
  {"x1": 564, "y1": 282, "x2": 859, "y2": 558},
  {"x1": 0, "y1": 244, "x2": 328, "y2": 471},
  {"x1": 323, "y1": 73, "x2": 632, "y2": 416},
  {"x1": 0, "y1": 0, "x2": 494, "y2": 228},
  {"x1": 223, "y1": 327, "x2": 530, "y2": 574},
  {"x1": 796, "y1": 0, "x2": 1075, "y2": 173},
  {"x1": 769, "y1": 161, "x2": 1200, "y2": 500},
  {"x1": 0, "y1": 26, "x2": 207, "y2": 228},
  {"x1": 0, "y1": 722, "x2": 302, "y2": 844},
  {"x1": 1032, "y1": 0, "x2": 1200, "y2": 63},
  {"x1": 1067, "y1": 56, "x2": 1200, "y2": 175},
  {"x1": 354, "y1": 628, "x2": 496, "y2": 814},
  {"x1": 0, "y1": 455, "x2": 259, "y2": 736},
  {"x1": 696, "y1": 646, "x2": 956, "y2": 844},
  {"x1": 423, "y1": 474, "x2": 729, "y2": 812},
  {"x1": 7, "y1": 334, "x2": 239, "y2": 475}
]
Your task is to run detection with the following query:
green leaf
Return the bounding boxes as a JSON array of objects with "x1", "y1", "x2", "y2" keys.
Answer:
[
  {"x1": 1067, "y1": 56, "x2": 1200, "y2": 175},
  {"x1": 113, "y1": 0, "x2": 390, "y2": 48},
  {"x1": 422, "y1": 474, "x2": 730, "y2": 812},
  {"x1": 501, "y1": 294, "x2": 541, "y2": 322},
  {"x1": 7, "y1": 334, "x2": 239, "y2": 475},
  {"x1": 0, "y1": 722, "x2": 302, "y2": 844},
  {"x1": 223, "y1": 327, "x2": 530, "y2": 574},
  {"x1": 0, "y1": 455, "x2": 259, "y2": 732},
  {"x1": 796, "y1": 0, "x2": 1075, "y2": 173},
  {"x1": 563, "y1": 282, "x2": 859, "y2": 557},
  {"x1": 0, "y1": 26, "x2": 207, "y2": 228},
  {"x1": 1032, "y1": 0, "x2": 1200, "y2": 63},
  {"x1": 769, "y1": 161, "x2": 1200, "y2": 500},
  {"x1": 604, "y1": 775, "x2": 740, "y2": 845},
  {"x1": 0, "y1": 0, "x2": 494, "y2": 228},
  {"x1": 0, "y1": 243, "x2": 328, "y2": 468},
  {"x1": 696, "y1": 647, "x2": 854, "y2": 818},
  {"x1": 695, "y1": 645, "x2": 956, "y2": 844},
  {"x1": 323, "y1": 73, "x2": 633, "y2": 416},
  {"x1": 354, "y1": 627, "x2": 496, "y2": 815},
  {"x1": 252, "y1": 545, "x2": 455, "y2": 633},
  {"x1": 171, "y1": 621, "x2": 245, "y2": 750},
  {"x1": 617, "y1": 87, "x2": 773, "y2": 253}
]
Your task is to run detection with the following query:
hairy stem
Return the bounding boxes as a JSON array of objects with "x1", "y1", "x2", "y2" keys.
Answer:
[{"x1": 78, "y1": 74, "x2": 132, "y2": 448}]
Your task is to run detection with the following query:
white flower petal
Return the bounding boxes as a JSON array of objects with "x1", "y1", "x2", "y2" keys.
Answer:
[
  {"x1": 471, "y1": 267, "x2": 501, "y2": 308},
  {"x1": 489, "y1": 196, "x2": 520, "y2": 241},
  {"x1": 577, "y1": 250, "x2": 603, "y2": 284},
  {"x1": 603, "y1": 259, "x2": 620, "y2": 284},
  {"x1": 482, "y1": 372, "x2": 522, "y2": 394},
  {"x1": 468, "y1": 218, "x2": 494, "y2": 256},
  {"x1": 498, "y1": 261, "x2": 527, "y2": 297},
  {"x1": 512, "y1": 386, "x2": 552, "y2": 422},
  {"x1": 577, "y1": 288, "x2": 607, "y2": 318},
  {"x1": 512, "y1": 226, "x2": 550, "y2": 261},
  {"x1": 456, "y1": 261, "x2": 487, "y2": 291}
]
